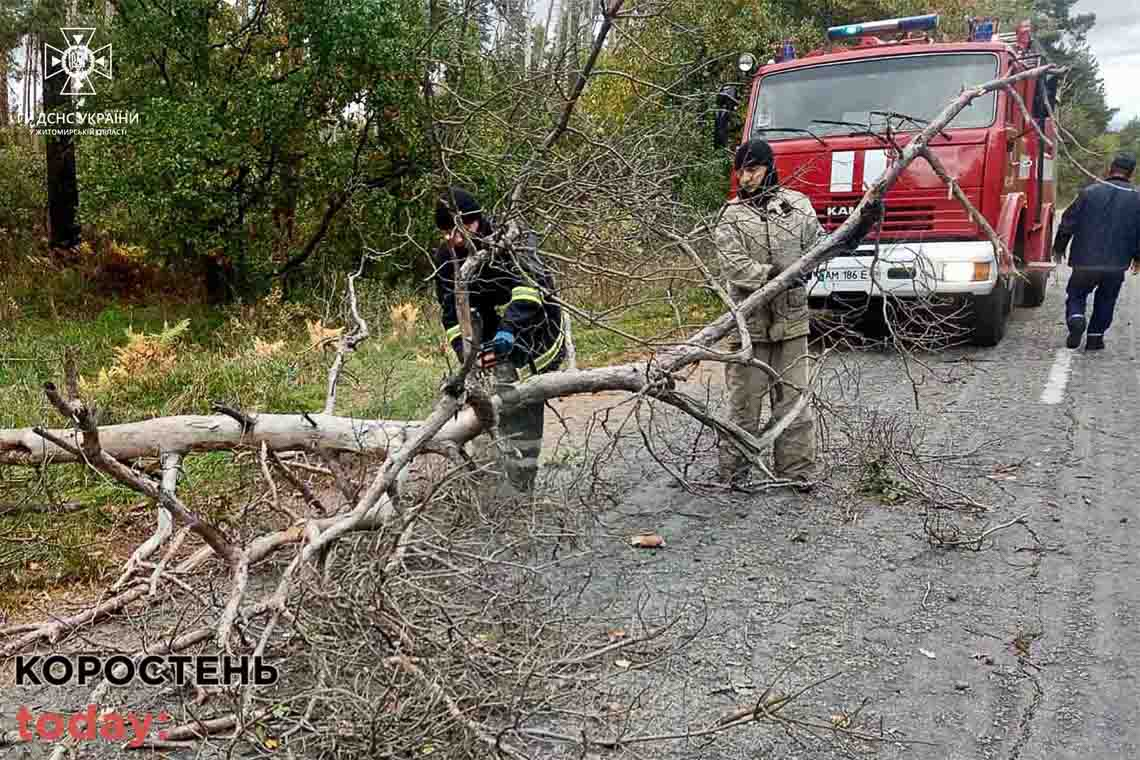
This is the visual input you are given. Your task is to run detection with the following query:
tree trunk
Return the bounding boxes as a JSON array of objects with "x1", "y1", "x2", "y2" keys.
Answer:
[
  {"x1": 513, "y1": 0, "x2": 528, "y2": 73},
  {"x1": 24, "y1": 35, "x2": 33, "y2": 122},
  {"x1": 1, "y1": 51, "x2": 9, "y2": 126},
  {"x1": 193, "y1": 239, "x2": 235, "y2": 305},
  {"x1": 563, "y1": 0, "x2": 581, "y2": 91},
  {"x1": 42, "y1": 45, "x2": 81, "y2": 250},
  {"x1": 272, "y1": 45, "x2": 305, "y2": 270},
  {"x1": 272, "y1": 157, "x2": 300, "y2": 262},
  {"x1": 0, "y1": 412, "x2": 424, "y2": 466},
  {"x1": 203, "y1": 255, "x2": 235, "y2": 304}
]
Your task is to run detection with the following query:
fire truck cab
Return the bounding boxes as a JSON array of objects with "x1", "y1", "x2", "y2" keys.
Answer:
[{"x1": 714, "y1": 15, "x2": 1060, "y2": 346}]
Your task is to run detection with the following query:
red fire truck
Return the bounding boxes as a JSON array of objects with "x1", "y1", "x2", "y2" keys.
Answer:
[{"x1": 714, "y1": 14, "x2": 1060, "y2": 346}]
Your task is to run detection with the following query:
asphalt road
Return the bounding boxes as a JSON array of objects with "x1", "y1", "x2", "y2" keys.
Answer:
[
  {"x1": 3, "y1": 265, "x2": 1136, "y2": 760},
  {"x1": 535, "y1": 264, "x2": 1140, "y2": 759}
]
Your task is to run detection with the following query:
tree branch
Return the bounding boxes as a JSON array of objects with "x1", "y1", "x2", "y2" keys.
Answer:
[
  {"x1": 38, "y1": 383, "x2": 240, "y2": 565},
  {"x1": 323, "y1": 267, "x2": 371, "y2": 415}
]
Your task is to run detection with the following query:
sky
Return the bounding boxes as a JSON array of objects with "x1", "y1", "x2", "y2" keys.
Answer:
[{"x1": 1078, "y1": 0, "x2": 1140, "y2": 128}]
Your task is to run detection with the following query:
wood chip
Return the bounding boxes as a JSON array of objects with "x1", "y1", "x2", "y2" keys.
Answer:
[{"x1": 629, "y1": 534, "x2": 665, "y2": 548}]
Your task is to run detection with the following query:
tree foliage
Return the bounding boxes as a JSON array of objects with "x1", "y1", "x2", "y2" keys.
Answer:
[
  {"x1": 0, "y1": 0, "x2": 1120, "y2": 289},
  {"x1": 69, "y1": 0, "x2": 428, "y2": 296}
]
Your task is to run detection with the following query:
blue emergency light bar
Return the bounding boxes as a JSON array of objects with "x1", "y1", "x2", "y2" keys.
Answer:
[
  {"x1": 969, "y1": 16, "x2": 999, "y2": 41},
  {"x1": 827, "y1": 14, "x2": 939, "y2": 41}
]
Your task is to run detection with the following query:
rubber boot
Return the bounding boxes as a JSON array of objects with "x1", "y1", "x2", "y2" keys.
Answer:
[
  {"x1": 493, "y1": 363, "x2": 543, "y2": 494},
  {"x1": 718, "y1": 445, "x2": 750, "y2": 487}
]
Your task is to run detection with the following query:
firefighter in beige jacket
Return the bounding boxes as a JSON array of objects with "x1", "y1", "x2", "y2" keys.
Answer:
[
  {"x1": 714, "y1": 139, "x2": 883, "y2": 488},
  {"x1": 713, "y1": 139, "x2": 821, "y2": 486}
]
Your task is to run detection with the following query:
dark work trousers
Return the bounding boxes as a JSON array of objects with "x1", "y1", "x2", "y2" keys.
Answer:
[
  {"x1": 1065, "y1": 268, "x2": 1126, "y2": 337},
  {"x1": 493, "y1": 362, "x2": 544, "y2": 492}
]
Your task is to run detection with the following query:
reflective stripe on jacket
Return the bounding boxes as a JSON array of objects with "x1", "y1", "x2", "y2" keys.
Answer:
[{"x1": 434, "y1": 225, "x2": 564, "y2": 373}]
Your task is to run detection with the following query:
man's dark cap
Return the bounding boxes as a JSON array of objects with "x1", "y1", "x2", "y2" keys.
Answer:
[
  {"x1": 1111, "y1": 152, "x2": 1136, "y2": 174},
  {"x1": 734, "y1": 138, "x2": 775, "y2": 171},
  {"x1": 435, "y1": 186, "x2": 483, "y2": 231}
]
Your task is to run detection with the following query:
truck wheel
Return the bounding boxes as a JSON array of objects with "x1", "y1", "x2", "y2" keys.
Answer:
[
  {"x1": 1017, "y1": 271, "x2": 1049, "y2": 308},
  {"x1": 856, "y1": 306, "x2": 890, "y2": 340},
  {"x1": 968, "y1": 279, "x2": 1010, "y2": 347}
]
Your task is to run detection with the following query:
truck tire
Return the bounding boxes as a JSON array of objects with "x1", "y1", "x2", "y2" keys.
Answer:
[
  {"x1": 968, "y1": 279, "x2": 1010, "y2": 347},
  {"x1": 855, "y1": 304, "x2": 890, "y2": 340},
  {"x1": 1017, "y1": 271, "x2": 1048, "y2": 308}
]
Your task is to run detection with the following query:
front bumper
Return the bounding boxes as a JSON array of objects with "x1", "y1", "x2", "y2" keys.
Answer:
[{"x1": 805, "y1": 240, "x2": 1000, "y2": 300}]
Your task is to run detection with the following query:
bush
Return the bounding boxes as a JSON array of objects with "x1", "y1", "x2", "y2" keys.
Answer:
[{"x1": 0, "y1": 128, "x2": 46, "y2": 234}]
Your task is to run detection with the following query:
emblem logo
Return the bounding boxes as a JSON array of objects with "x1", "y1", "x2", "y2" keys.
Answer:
[{"x1": 45, "y1": 27, "x2": 112, "y2": 96}]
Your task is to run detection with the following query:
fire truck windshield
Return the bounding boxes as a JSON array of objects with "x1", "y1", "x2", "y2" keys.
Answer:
[{"x1": 751, "y1": 52, "x2": 1000, "y2": 140}]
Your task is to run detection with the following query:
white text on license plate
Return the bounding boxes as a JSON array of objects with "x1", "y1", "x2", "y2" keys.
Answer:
[{"x1": 816, "y1": 268, "x2": 869, "y2": 282}]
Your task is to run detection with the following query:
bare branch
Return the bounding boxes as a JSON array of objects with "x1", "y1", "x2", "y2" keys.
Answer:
[
  {"x1": 508, "y1": 0, "x2": 627, "y2": 208},
  {"x1": 323, "y1": 267, "x2": 371, "y2": 415},
  {"x1": 268, "y1": 447, "x2": 327, "y2": 516},
  {"x1": 113, "y1": 452, "x2": 180, "y2": 589},
  {"x1": 40, "y1": 382, "x2": 240, "y2": 565},
  {"x1": 920, "y1": 147, "x2": 1010, "y2": 262}
]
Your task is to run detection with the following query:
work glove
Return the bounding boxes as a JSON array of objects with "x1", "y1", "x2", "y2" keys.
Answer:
[
  {"x1": 479, "y1": 330, "x2": 515, "y2": 369},
  {"x1": 491, "y1": 330, "x2": 514, "y2": 355}
]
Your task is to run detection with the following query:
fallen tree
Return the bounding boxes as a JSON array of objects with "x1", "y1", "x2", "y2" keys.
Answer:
[{"x1": 0, "y1": 32, "x2": 1064, "y2": 756}]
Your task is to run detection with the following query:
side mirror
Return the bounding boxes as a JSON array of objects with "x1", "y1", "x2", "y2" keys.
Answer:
[
  {"x1": 1032, "y1": 74, "x2": 1060, "y2": 119},
  {"x1": 1045, "y1": 75, "x2": 1060, "y2": 109},
  {"x1": 714, "y1": 85, "x2": 740, "y2": 149}
]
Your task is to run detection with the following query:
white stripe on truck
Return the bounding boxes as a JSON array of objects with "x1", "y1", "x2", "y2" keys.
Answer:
[
  {"x1": 830, "y1": 151, "x2": 855, "y2": 193},
  {"x1": 863, "y1": 149, "x2": 888, "y2": 188}
]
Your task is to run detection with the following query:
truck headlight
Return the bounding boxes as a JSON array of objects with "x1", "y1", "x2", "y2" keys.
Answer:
[{"x1": 941, "y1": 261, "x2": 992, "y2": 282}]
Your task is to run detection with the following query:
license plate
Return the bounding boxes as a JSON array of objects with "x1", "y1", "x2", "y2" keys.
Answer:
[{"x1": 815, "y1": 267, "x2": 870, "y2": 283}]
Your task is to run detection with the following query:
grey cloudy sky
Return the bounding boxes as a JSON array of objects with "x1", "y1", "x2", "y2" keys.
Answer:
[{"x1": 1079, "y1": 0, "x2": 1140, "y2": 127}]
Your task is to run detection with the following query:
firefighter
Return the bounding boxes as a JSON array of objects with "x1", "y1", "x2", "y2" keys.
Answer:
[
  {"x1": 713, "y1": 138, "x2": 881, "y2": 490},
  {"x1": 432, "y1": 186, "x2": 565, "y2": 493},
  {"x1": 1053, "y1": 151, "x2": 1140, "y2": 351}
]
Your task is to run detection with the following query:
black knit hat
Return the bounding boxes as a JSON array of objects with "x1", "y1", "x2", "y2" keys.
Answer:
[
  {"x1": 435, "y1": 186, "x2": 483, "y2": 231},
  {"x1": 1111, "y1": 151, "x2": 1136, "y2": 175},
  {"x1": 734, "y1": 138, "x2": 775, "y2": 171}
]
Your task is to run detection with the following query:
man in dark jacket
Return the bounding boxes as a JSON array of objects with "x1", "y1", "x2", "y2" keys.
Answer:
[
  {"x1": 1053, "y1": 152, "x2": 1140, "y2": 350},
  {"x1": 433, "y1": 186, "x2": 565, "y2": 492}
]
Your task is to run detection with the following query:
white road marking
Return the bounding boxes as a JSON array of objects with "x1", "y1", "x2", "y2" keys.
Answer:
[{"x1": 1040, "y1": 348, "x2": 1074, "y2": 405}]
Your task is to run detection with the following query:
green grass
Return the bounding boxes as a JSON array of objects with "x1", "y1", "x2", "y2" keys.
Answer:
[
  {"x1": 0, "y1": 262, "x2": 456, "y2": 605},
  {"x1": 572, "y1": 286, "x2": 724, "y2": 364},
  {"x1": 0, "y1": 247, "x2": 726, "y2": 609}
]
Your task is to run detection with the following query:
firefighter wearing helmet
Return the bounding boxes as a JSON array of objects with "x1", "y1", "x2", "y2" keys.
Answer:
[{"x1": 712, "y1": 138, "x2": 880, "y2": 490}]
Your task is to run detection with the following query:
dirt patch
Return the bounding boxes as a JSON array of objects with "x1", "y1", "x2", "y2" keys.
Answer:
[{"x1": 542, "y1": 361, "x2": 724, "y2": 461}]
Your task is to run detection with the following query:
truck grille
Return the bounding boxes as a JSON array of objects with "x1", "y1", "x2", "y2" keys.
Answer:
[{"x1": 817, "y1": 190, "x2": 981, "y2": 236}]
